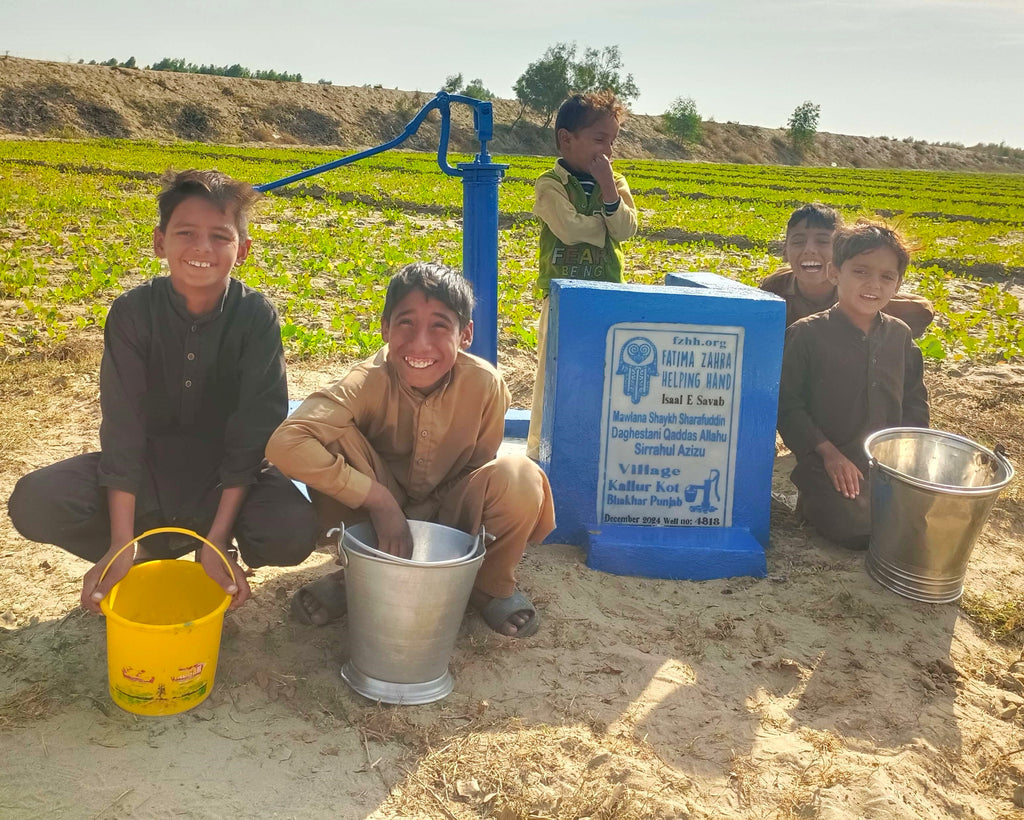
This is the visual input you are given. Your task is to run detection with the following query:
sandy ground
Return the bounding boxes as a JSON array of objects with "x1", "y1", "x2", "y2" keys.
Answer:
[{"x1": 2, "y1": 355, "x2": 1024, "y2": 819}]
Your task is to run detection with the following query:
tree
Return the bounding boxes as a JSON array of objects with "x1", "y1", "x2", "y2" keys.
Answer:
[
  {"x1": 459, "y1": 78, "x2": 493, "y2": 101},
  {"x1": 513, "y1": 42, "x2": 640, "y2": 128},
  {"x1": 146, "y1": 57, "x2": 301, "y2": 82},
  {"x1": 441, "y1": 73, "x2": 492, "y2": 100},
  {"x1": 663, "y1": 96, "x2": 702, "y2": 143},
  {"x1": 513, "y1": 43, "x2": 574, "y2": 128},
  {"x1": 571, "y1": 46, "x2": 639, "y2": 104},
  {"x1": 788, "y1": 100, "x2": 820, "y2": 153}
]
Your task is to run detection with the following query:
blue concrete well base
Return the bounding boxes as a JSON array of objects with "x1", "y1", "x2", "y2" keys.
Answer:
[
  {"x1": 503, "y1": 408, "x2": 530, "y2": 439},
  {"x1": 586, "y1": 524, "x2": 767, "y2": 580},
  {"x1": 540, "y1": 276, "x2": 785, "y2": 581}
]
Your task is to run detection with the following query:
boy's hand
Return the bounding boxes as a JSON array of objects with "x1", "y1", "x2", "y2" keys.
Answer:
[
  {"x1": 200, "y1": 541, "x2": 251, "y2": 609},
  {"x1": 589, "y1": 154, "x2": 616, "y2": 201},
  {"x1": 817, "y1": 442, "x2": 864, "y2": 499},
  {"x1": 363, "y1": 482, "x2": 414, "y2": 558},
  {"x1": 81, "y1": 545, "x2": 134, "y2": 613}
]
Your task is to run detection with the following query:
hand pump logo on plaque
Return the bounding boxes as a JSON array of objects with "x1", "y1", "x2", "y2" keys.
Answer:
[{"x1": 599, "y1": 324, "x2": 743, "y2": 528}]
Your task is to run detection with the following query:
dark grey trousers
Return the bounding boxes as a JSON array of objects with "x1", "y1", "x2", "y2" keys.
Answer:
[
  {"x1": 793, "y1": 458, "x2": 871, "y2": 549},
  {"x1": 8, "y1": 453, "x2": 319, "y2": 568}
]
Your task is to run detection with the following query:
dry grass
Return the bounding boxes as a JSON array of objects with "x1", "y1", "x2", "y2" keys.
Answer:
[
  {"x1": 960, "y1": 592, "x2": 1024, "y2": 645},
  {"x1": 927, "y1": 368, "x2": 1024, "y2": 511},
  {"x1": 0, "y1": 682, "x2": 53, "y2": 730},
  {"x1": 727, "y1": 730, "x2": 859, "y2": 820},
  {"x1": 377, "y1": 717, "x2": 691, "y2": 820},
  {"x1": 0, "y1": 348, "x2": 101, "y2": 468}
]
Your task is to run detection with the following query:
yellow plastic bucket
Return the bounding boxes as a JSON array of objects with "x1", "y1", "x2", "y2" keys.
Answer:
[{"x1": 98, "y1": 527, "x2": 234, "y2": 716}]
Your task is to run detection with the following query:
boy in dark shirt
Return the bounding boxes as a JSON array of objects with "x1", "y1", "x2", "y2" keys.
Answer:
[
  {"x1": 8, "y1": 170, "x2": 318, "y2": 611},
  {"x1": 777, "y1": 221, "x2": 929, "y2": 548},
  {"x1": 761, "y1": 204, "x2": 935, "y2": 337}
]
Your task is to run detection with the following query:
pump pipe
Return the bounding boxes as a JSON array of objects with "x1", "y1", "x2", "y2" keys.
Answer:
[{"x1": 254, "y1": 92, "x2": 507, "y2": 364}]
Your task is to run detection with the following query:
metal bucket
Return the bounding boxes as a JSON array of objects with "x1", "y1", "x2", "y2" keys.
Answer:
[
  {"x1": 864, "y1": 427, "x2": 1014, "y2": 603},
  {"x1": 338, "y1": 521, "x2": 485, "y2": 704}
]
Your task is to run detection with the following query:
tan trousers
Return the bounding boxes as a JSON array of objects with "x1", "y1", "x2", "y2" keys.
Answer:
[
  {"x1": 526, "y1": 297, "x2": 549, "y2": 460},
  {"x1": 310, "y1": 427, "x2": 556, "y2": 598}
]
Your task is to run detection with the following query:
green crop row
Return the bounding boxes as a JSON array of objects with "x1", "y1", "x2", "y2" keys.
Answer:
[{"x1": 1, "y1": 139, "x2": 1022, "y2": 363}]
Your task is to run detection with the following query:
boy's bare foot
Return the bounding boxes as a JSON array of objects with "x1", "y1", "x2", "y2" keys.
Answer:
[
  {"x1": 470, "y1": 588, "x2": 540, "y2": 638},
  {"x1": 290, "y1": 570, "x2": 347, "y2": 626}
]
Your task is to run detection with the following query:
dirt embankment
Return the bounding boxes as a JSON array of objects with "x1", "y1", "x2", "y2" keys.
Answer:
[{"x1": 2, "y1": 55, "x2": 1023, "y2": 173}]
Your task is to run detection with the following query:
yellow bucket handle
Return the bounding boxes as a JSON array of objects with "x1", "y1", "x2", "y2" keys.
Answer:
[{"x1": 98, "y1": 526, "x2": 237, "y2": 587}]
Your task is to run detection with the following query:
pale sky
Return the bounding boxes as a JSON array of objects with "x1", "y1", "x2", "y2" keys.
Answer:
[{"x1": 4, "y1": 0, "x2": 1022, "y2": 147}]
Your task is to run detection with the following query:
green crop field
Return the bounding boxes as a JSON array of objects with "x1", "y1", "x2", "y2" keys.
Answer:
[{"x1": 1, "y1": 138, "x2": 1022, "y2": 362}]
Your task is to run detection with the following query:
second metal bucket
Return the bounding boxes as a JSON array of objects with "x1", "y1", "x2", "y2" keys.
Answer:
[
  {"x1": 339, "y1": 520, "x2": 485, "y2": 704},
  {"x1": 864, "y1": 427, "x2": 1014, "y2": 603}
]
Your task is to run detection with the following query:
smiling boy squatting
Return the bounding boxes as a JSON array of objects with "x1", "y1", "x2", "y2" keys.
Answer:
[{"x1": 266, "y1": 262, "x2": 555, "y2": 637}]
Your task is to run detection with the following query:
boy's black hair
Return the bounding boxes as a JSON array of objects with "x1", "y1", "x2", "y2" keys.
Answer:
[
  {"x1": 382, "y1": 262, "x2": 475, "y2": 328},
  {"x1": 832, "y1": 220, "x2": 911, "y2": 278},
  {"x1": 554, "y1": 90, "x2": 626, "y2": 149},
  {"x1": 785, "y1": 203, "x2": 842, "y2": 236},
  {"x1": 157, "y1": 169, "x2": 261, "y2": 241}
]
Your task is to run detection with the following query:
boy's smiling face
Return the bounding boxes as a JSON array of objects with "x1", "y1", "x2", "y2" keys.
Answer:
[
  {"x1": 558, "y1": 112, "x2": 619, "y2": 175},
  {"x1": 381, "y1": 289, "x2": 473, "y2": 393},
  {"x1": 154, "y1": 195, "x2": 250, "y2": 307},
  {"x1": 784, "y1": 218, "x2": 834, "y2": 291},
  {"x1": 830, "y1": 246, "x2": 902, "y2": 330}
]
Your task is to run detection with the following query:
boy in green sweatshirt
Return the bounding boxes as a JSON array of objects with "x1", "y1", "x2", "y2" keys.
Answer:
[{"x1": 527, "y1": 91, "x2": 639, "y2": 459}]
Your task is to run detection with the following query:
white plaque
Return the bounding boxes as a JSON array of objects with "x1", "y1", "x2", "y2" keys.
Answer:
[{"x1": 597, "y1": 323, "x2": 744, "y2": 528}]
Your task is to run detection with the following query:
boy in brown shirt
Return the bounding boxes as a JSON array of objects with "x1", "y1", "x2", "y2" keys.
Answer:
[
  {"x1": 761, "y1": 204, "x2": 935, "y2": 337},
  {"x1": 266, "y1": 262, "x2": 555, "y2": 637},
  {"x1": 777, "y1": 221, "x2": 929, "y2": 547}
]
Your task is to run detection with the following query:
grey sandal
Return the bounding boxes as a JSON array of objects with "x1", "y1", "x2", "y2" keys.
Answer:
[{"x1": 478, "y1": 589, "x2": 540, "y2": 638}]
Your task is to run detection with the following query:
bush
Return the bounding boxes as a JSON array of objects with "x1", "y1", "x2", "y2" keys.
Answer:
[
  {"x1": 175, "y1": 103, "x2": 214, "y2": 140},
  {"x1": 663, "y1": 96, "x2": 702, "y2": 143}
]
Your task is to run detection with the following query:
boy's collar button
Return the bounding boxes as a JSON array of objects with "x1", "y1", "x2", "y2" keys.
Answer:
[{"x1": 191, "y1": 324, "x2": 198, "y2": 332}]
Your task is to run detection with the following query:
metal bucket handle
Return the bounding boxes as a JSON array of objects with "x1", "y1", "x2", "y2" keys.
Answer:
[
  {"x1": 330, "y1": 522, "x2": 491, "y2": 568},
  {"x1": 866, "y1": 428, "x2": 1015, "y2": 494},
  {"x1": 98, "y1": 526, "x2": 237, "y2": 586},
  {"x1": 868, "y1": 458, "x2": 893, "y2": 486}
]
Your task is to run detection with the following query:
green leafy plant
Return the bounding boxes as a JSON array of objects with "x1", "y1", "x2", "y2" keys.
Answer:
[{"x1": 2, "y1": 137, "x2": 1023, "y2": 364}]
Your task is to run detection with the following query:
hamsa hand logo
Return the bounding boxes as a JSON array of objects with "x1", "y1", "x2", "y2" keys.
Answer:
[{"x1": 617, "y1": 337, "x2": 658, "y2": 404}]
